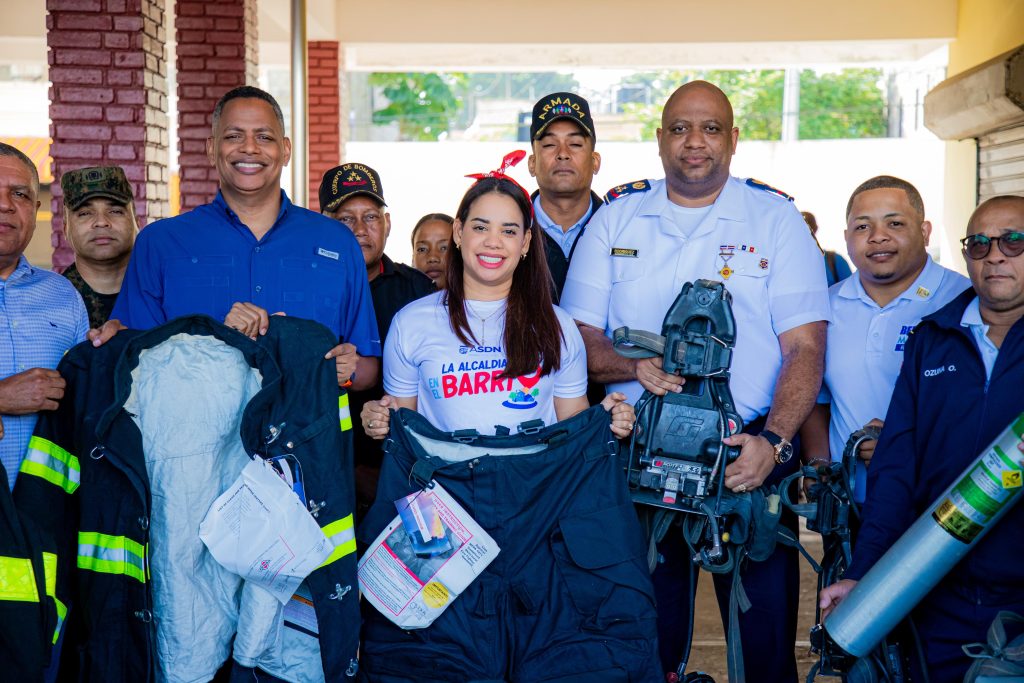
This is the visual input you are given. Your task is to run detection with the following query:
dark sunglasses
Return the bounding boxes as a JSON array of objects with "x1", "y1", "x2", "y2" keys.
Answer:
[{"x1": 960, "y1": 231, "x2": 1024, "y2": 260}]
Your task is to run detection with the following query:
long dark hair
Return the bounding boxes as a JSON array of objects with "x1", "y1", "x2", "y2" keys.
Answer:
[{"x1": 445, "y1": 177, "x2": 562, "y2": 378}]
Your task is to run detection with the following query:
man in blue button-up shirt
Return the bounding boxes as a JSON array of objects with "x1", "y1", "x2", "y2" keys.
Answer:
[
  {"x1": 111, "y1": 87, "x2": 380, "y2": 389},
  {"x1": 0, "y1": 143, "x2": 88, "y2": 489}
]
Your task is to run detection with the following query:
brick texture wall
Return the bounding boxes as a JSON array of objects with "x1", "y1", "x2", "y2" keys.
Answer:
[
  {"x1": 175, "y1": 0, "x2": 258, "y2": 211},
  {"x1": 307, "y1": 41, "x2": 340, "y2": 213},
  {"x1": 46, "y1": 0, "x2": 169, "y2": 270}
]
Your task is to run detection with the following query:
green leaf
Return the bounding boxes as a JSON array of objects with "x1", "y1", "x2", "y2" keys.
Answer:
[{"x1": 368, "y1": 72, "x2": 467, "y2": 141}]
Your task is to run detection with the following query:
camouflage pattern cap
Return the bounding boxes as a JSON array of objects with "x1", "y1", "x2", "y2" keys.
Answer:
[{"x1": 61, "y1": 166, "x2": 134, "y2": 210}]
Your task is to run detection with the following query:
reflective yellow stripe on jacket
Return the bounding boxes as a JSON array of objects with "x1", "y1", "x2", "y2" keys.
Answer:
[
  {"x1": 0, "y1": 553, "x2": 67, "y2": 643},
  {"x1": 339, "y1": 394, "x2": 352, "y2": 432},
  {"x1": 319, "y1": 513, "x2": 356, "y2": 568},
  {"x1": 77, "y1": 531, "x2": 146, "y2": 584},
  {"x1": 19, "y1": 436, "x2": 80, "y2": 494},
  {"x1": 42, "y1": 552, "x2": 66, "y2": 644},
  {"x1": 0, "y1": 555, "x2": 39, "y2": 602}
]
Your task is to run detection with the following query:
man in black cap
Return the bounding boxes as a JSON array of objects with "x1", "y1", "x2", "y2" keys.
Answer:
[
  {"x1": 527, "y1": 92, "x2": 603, "y2": 301},
  {"x1": 60, "y1": 166, "x2": 138, "y2": 328},
  {"x1": 319, "y1": 162, "x2": 434, "y2": 513}
]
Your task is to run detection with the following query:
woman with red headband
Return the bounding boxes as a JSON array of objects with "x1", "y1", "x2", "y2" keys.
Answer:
[{"x1": 360, "y1": 151, "x2": 634, "y2": 439}]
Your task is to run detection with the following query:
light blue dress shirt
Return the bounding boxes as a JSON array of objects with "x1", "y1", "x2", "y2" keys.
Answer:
[
  {"x1": 1, "y1": 256, "x2": 88, "y2": 488},
  {"x1": 960, "y1": 296, "x2": 1000, "y2": 382},
  {"x1": 533, "y1": 195, "x2": 595, "y2": 258}
]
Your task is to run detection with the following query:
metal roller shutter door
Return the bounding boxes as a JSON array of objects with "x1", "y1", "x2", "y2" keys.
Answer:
[{"x1": 978, "y1": 124, "x2": 1024, "y2": 201}]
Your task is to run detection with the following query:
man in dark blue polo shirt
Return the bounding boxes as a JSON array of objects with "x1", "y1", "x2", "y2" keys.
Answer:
[{"x1": 112, "y1": 86, "x2": 380, "y2": 388}]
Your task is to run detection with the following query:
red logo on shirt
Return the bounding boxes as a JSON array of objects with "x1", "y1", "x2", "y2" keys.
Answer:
[
  {"x1": 442, "y1": 370, "x2": 515, "y2": 398},
  {"x1": 517, "y1": 366, "x2": 543, "y2": 390},
  {"x1": 439, "y1": 364, "x2": 543, "y2": 409}
]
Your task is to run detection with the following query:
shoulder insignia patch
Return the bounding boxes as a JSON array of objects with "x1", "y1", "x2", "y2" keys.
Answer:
[
  {"x1": 746, "y1": 177, "x2": 794, "y2": 202},
  {"x1": 604, "y1": 179, "x2": 652, "y2": 203}
]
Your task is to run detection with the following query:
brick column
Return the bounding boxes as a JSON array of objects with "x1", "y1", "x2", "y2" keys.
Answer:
[
  {"x1": 46, "y1": 0, "x2": 169, "y2": 270},
  {"x1": 307, "y1": 41, "x2": 340, "y2": 213},
  {"x1": 175, "y1": 0, "x2": 258, "y2": 211}
]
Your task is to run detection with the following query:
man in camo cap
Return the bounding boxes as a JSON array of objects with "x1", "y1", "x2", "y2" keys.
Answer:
[{"x1": 60, "y1": 165, "x2": 138, "y2": 328}]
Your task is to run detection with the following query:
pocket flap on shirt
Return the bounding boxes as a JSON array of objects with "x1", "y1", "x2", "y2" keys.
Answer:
[{"x1": 731, "y1": 251, "x2": 770, "y2": 277}]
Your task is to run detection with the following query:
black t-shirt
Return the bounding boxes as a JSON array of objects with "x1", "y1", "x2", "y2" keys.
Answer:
[{"x1": 62, "y1": 263, "x2": 118, "y2": 329}]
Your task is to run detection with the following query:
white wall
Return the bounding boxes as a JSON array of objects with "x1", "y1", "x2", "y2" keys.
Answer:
[
  {"x1": 345, "y1": 137, "x2": 951, "y2": 270},
  {"x1": 0, "y1": 81, "x2": 49, "y2": 137}
]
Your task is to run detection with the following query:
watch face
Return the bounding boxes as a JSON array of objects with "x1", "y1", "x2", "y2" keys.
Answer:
[{"x1": 778, "y1": 443, "x2": 794, "y2": 463}]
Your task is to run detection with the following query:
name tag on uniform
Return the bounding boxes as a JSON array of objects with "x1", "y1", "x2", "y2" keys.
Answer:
[
  {"x1": 317, "y1": 247, "x2": 339, "y2": 261},
  {"x1": 610, "y1": 247, "x2": 638, "y2": 257}
]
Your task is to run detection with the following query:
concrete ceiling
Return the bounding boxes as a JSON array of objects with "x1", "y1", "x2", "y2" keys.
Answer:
[{"x1": 1, "y1": 0, "x2": 957, "y2": 70}]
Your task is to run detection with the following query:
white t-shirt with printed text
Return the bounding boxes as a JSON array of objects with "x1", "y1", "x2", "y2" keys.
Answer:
[{"x1": 384, "y1": 291, "x2": 588, "y2": 434}]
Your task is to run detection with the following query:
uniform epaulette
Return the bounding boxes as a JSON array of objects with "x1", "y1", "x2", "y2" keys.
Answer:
[
  {"x1": 745, "y1": 178, "x2": 794, "y2": 202},
  {"x1": 604, "y1": 180, "x2": 652, "y2": 203}
]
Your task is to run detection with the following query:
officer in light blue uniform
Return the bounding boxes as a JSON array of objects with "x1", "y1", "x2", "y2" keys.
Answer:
[
  {"x1": 565, "y1": 173, "x2": 828, "y2": 417},
  {"x1": 561, "y1": 80, "x2": 830, "y2": 681},
  {"x1": 801, "y1": 176, "x2": 969, "y2": 502}
]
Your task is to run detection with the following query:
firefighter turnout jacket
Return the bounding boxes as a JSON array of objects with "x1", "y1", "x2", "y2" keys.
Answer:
[
  {"x1": 13, "y1": 315, "x2": 359, "y2": 682},
  {"x1": 0, "y1": 460, "x2": 60, "y2": 682}
]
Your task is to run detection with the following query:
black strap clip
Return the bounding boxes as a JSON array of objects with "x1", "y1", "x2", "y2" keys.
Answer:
[
  {"x1": 410, "y1": 459, "x2": 435, "y2": 488},
  {"x1": 517, "y1": 419, "x2": 545, "y2": 435},
  {"x1": 452, "y1": 428, "x2": 480, "y2": 444}
]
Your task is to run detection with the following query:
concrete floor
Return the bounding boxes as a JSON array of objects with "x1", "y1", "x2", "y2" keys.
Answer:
[{"x1": 681, "y1": 527, "x2": 825, "y2": 682}]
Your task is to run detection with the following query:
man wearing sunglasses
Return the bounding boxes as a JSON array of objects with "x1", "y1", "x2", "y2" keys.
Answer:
[
  {"x1": 800, "y1": 176, "x2": 968, "y2": 499},
  {"x1": 819, "y1": 195, "x2": 1024, "y2": 683}
]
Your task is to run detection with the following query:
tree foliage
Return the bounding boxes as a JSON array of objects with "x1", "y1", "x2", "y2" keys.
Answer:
[
  {"x1": 367, "y1": 72, "x2": 579, "y2": 141},
  {"x1": 364, "y1": 68, "x2": 889, "y2": 142},
  {"x1": 368, "y1": 72, "x2": 467, "y2": 141},
  {"x1": 620, "y1": 68, "x2": 887, "y2": 141},
  {"x1": 621, "y1": 69, "x2": 783, "y2": 141},
  {"x1": 465, "y1": 72, "x2": 579, "y2": 101},
  {"x1": 798, "y1": 69, "x2": 887, "y2": 139}
]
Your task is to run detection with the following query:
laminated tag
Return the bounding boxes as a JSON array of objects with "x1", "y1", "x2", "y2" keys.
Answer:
[
  {"x1": 358, "y1": 482, "x2": 499, "y2": 629},
  {"x1": 200, "y1": 458, "x2": 332, "y2": 604}
]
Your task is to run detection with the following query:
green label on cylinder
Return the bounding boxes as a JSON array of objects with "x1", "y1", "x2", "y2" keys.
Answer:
[{"x1": 934, "y1": 419, "x2": 1024, "y2": 544}]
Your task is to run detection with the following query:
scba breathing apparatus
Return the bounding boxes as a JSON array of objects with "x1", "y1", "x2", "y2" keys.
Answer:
[
  {"x1": 781, "y1": 427, "x2": 916, "y2": 683},
  {"x1": 812, "y1": 415, "x2": 1024, "y2": 683},
  {"x1": 614, "y1": 279, "x2": 797, "y2": 683},
  {"x1": 613, "y1": 279, "x2": 743, "y2": 548},
  {"x1": 790, "y1": 412, "x2": 1024, "y2": 683},
  {"x1": 613, "y1": 280, "x2": 1024, "y2": 682}
]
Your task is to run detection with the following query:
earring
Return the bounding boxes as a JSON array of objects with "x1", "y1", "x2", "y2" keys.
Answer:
[
  {"x1": 520, "y1": 253, "x2": 526, "y2": 261},
  {"x1": 455, "y1": 242, "x2": 461, "y2": 250}
]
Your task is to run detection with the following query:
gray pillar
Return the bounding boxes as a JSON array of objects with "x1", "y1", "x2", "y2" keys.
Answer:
[{"x1": 290, "y1": 0, "x2": 308, "y2": 207}]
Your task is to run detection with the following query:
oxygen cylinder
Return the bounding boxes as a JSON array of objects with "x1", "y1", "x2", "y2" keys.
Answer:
[{"x1": 825, "y1": 413, "x2": 1024, "y2": 657}]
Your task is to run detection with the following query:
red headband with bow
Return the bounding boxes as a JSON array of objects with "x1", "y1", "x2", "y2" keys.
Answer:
[{"x1": 465, "y1": 150, "x2": 533, "y2": 219}]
